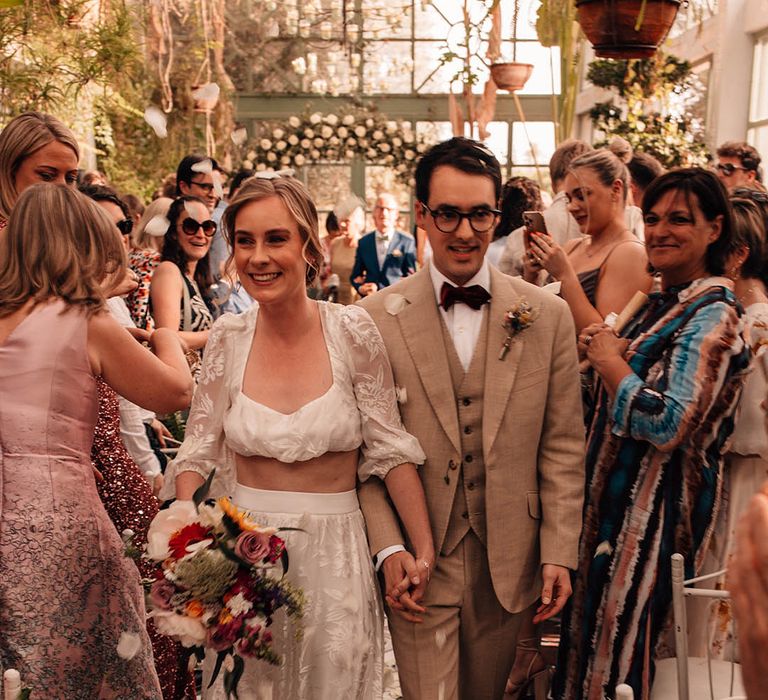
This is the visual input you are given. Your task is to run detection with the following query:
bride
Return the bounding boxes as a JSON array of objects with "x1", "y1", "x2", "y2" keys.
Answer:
[{"x1": 162, "y1": 174, "x2": 434, "y2": 699}]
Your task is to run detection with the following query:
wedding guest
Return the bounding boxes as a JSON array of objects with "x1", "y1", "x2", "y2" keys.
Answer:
[
  {"x1": 487, "y1": 176, "x2": 542, "y2": 269},
  {"x1": 627, "y1": 151, "x2": 664, "y2": 206},
  {"x1": 161, "y1": 174, "x2": 433, "y2": 698},
  {"x1": 150, "y1": 196, "x2": 216, "y2": 379},
  {"x1": 0, "y1": 183, "x2": 192, "y2": 698},
  {"x1": 79, "y1": 184, "x2": 135, "y2": 250},
  {"x1": 176, "y1": 154, "x2": 221, "y2": 213},
  {"x1": 126, "y1": 196, "x2": 173, "y2": 330},
  {"x1": 689, "y1": 196, "x2": 768, "y2": 658},
  {"x1": 524, "y1": 147, "x2": 652, "y2": 334},
  {"x1": 554, "y1": 168, "x2": 750, "y2": 699},
  {"x1": 730, "y1": 482, "x2": 768, "y2": 700},
  {"x1": 78, "y1": 169, "x2": 108, "y2": 187},
  {"x1": 318, "y1": 209, "x2": 342, "y2": 295},
  {"x1": 358, "y1": 137, "x2": 585, "y2": 700},
  {"x1": 330, "y1": 195, "x2": 366, "y2": 305},
  {"x1": 0, "y1": 111, "x2": 79, "y2": 228},
  {"x1": 123, "y1": 192, "x2": 146, "y2": 227},
  {"x1": 351, "y1": 192, "x2": 416, "y2": 296},
  {"x1": 716, "y1": 141, "x2": 764, "y2": 191}
]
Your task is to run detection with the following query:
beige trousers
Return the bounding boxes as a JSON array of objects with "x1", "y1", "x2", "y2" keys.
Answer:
[{"x1": 387, "y1": 531, "x2": 528, "y2": 700}]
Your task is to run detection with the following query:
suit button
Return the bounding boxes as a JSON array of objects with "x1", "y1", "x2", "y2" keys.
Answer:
[
  {"x1": 462, "y1": 397, "x2": 471, "y2": 406},
  {"x1": 464, "y1": 426, "x2": 473, "y2": 435},
  {"x1": 467, "y1": 482, "x2": 475, "y2": 490},
  {"x1": 465, "y1": 454, "x2": 473, "y2": 463},
  {"x1": 461, "y1": 511, "x2": 469, "y2": 519},
  {"x1": 448, "y1": 460, "x2": 458, "y2": 470}
]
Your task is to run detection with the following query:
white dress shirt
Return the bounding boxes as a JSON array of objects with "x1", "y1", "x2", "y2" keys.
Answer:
[
  {"x1": 375, "y1": 229, "x2": 392, "y2": 269},
  {"x1": 429, "y1": 259, "x2": 491, "y2": 371}
]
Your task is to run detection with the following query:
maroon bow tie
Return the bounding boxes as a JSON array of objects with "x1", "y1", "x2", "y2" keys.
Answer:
[{"x1": 440, "y1": 282, "x2": 491, "y2": 311}]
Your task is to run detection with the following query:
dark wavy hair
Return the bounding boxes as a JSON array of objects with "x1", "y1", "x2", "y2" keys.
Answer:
[
  {"x1": 730, "y1": 197, "x2": 768, "y2": 287},
  {"x1": 494, "y1": 176, "x2": 543, "y2": 240},
  {"x1": 642, "y1": 168, "x2": 734, "y2": 277},
  {"x1": 161, "y1": 195, "x2": 215, "y2": 307}
]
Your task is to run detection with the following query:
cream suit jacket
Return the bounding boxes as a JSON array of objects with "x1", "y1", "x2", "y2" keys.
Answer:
[{"x1": 358, "y1": 265, "x2": 586, "y2": 613}]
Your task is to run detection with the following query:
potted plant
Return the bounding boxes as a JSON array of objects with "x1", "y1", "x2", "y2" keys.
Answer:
[
  {"x1": 575, "y1": 0, "x2": 682, "y2": 58},
  {"x1": 490, "y1": 0, "x2": 534, "y2": 91}
]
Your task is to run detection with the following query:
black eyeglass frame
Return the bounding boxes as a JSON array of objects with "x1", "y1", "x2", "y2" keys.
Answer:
[
  {"x1": 187, "y1": 179, "x2": 216, "y2": 194},
  {"x1": 420, "y1": 202, "x2": 501, "y2": 234},
  {"x1": 180, "y1": 217, "x2": 217, "y2": 237}
]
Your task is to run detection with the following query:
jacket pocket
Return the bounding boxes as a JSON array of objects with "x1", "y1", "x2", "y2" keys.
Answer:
[{"x1": 526, "y1": 491, "x2": 541, "y2": 519}]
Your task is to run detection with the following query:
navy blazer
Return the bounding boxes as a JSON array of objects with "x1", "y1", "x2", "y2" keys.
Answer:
[{"x1": 350, "y1": 230, "x2": 417, "y2": 292}]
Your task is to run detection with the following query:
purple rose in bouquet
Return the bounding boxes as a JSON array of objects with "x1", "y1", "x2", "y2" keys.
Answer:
[{"x1": 234, "y1": 531, "x2": 271, "y2": 565}]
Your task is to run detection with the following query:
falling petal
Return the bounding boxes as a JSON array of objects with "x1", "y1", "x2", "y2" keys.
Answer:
[
  {"x1": 116, "y1": 631, "x2": 142, "y2": 660},
  {"x1": 143, "y1": 106, "x2": 167, "y2": 138},
  {"x1": 191, "y1": 82, "x2": 220, "y2": 105},
  {"x1": 231, "y1": 125, "x2": 248, "y2": 146},
  {"x1": 212, "y1": 170, "x2": 224, "y2": 199},
  {"x1": 144, "y1": 214, "x2": 170, "y2": 238},
  {"x1": 434, "y1": 628, "x2": 446, "y2": 649},
  {"x1": 437, "y1": 680, "x2": 445, "y2": 700},
  {"x1": 595, "y1": 540, "x2": 613, "y2": 557},
  {"x1": 184, "y1": 201, "x2": 199, "y2": 218},
  {"x1": 191, "y1": 158, "x2": 213, "y2": 174}
]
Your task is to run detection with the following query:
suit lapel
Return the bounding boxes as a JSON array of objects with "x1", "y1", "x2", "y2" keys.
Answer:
[
  {"x1": 483, "y1": 266, "x2": 525, "y2": 456},
  {"x1": 397, "y1": 269, "x2": 462, "y2": 455},
  {"x1": 365, "y1": 233, "x2": 382, "y2": 276}
]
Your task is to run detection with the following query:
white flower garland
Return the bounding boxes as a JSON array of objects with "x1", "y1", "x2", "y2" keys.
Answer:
[{"x1": 240, "y1": 109, "x2": 432, "y2": 185}]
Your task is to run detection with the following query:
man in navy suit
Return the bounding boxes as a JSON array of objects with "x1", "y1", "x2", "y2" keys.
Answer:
[{"x1": 351, "y1": 193, "x2": 416, "y2": 296}]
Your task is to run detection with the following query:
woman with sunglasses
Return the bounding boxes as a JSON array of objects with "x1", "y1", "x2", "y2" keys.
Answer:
[{"x1": 151, "y1": 196, "x2": 217, "y2": 379}]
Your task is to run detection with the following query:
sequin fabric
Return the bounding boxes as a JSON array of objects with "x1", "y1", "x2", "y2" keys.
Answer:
[
  {"x1": 0, "y1": 300, "x2": 162, "y2": 698},
  {"x1": 92, "y1": 376, "x2": 196, "y2": 700}
]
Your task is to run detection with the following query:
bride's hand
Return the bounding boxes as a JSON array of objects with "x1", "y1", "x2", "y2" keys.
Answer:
[
  {"x1": 410, "y1": 552, "x2": 435, "y2": 605},
  {"x1": 382, "y1": 551, "x2": 427, "y2": 623}
]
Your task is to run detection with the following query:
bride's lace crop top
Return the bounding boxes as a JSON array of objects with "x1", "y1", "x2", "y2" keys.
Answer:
[{"x1": 161, "y1": 302, "x2": 425, "y2": 500}]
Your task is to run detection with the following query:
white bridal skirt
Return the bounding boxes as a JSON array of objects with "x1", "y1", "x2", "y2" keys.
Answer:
[{"x1": 203, "y1": 485, "x2": 384, "y2": 700}]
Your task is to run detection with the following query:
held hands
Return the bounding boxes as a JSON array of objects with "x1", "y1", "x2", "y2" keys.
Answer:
[
  {"x1": 358, "y1": 282, "x2": 378, "y2": 297},
  {"x1": 527, "y1": 233, "x2": 572, "y2": 281},
  {"x1": 381, "y1": 550, "x2": 435, "y2": 623},
  {"x1": 533, "y1": 564, "x2": 572, "y2": 624}
]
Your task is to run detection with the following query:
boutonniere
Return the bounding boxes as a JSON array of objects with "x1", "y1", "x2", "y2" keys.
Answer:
[
  {"x1": 384, "y1": 293, "x2": 408, "y2": 316},
  {"x1": 499, "y1": 298, "x2": 538, "y2": 360},
  {"x1": 390, "y1": 248, "x2": 403, "y2": 258}
]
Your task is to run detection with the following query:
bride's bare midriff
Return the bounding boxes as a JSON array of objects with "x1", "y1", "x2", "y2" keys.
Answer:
[{"x1": 234, "y1": 449, "x2": 360, "y2": 493}]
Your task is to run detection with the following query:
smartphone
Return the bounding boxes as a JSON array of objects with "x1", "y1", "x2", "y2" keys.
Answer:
[{"x1": 523, "y1": 211, "x2": 547, "y2": 250}]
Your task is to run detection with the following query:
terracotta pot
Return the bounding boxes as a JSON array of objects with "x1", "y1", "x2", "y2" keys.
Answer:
[
  {"x1": 575, "y1": 0, "x2": 681, "y2": 59},
  {"x1": 490, "y1": 62, "x2": 534, "y2": 92}
]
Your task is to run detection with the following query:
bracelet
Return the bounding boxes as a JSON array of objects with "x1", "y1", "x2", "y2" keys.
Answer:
[{"x1": 421, "y1": 559, "x2": 431, "y2": 581}]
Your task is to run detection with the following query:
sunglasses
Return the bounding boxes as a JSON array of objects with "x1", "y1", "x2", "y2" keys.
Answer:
[
  {"x1": 116, "y1": 218, "x2": 134, "y2": 236},
  {"x1": 715, "y1": 163, "x2": 749, "y2": 176},
  {"x1": 181, "y1": 217, "x2": 217, "y2": 237}
]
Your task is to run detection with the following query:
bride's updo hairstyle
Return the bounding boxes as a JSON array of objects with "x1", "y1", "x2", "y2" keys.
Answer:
[
  {"x1": 568, "y1": 137, "x2": 632, "y2": 203},
  {"x1": 222, "y1": 174, "x2": 324, "y2": 286},
  {"x1": 0, "y1": 183, "x2": 125, "y2": 318}
]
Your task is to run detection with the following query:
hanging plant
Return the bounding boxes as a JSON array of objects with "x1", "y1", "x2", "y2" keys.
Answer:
[{"x1": 239, "y1": 109, "x2": 433, "y2": 186}]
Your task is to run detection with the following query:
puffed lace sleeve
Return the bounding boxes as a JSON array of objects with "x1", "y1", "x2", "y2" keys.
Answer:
[
  {"x1": 159, "y1": 315, "x2": 237, "y2": 501},
  {"x1": 338, "y1": 305, "x2": 425, "y2": 481}
]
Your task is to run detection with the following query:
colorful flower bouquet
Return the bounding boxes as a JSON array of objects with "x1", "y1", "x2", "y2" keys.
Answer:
[{"x1": 143, "y1": 471, "x2": 304, "y2": 697}]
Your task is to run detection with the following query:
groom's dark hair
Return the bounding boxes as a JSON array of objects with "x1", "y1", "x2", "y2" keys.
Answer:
[{"x1": 415, "y1": 137, "x2": 502, "y2": 206}]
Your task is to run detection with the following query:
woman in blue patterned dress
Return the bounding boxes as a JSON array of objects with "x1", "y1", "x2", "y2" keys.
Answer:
[{"x1": 553, "y1": 168, "x2": 751, "y2": 700}]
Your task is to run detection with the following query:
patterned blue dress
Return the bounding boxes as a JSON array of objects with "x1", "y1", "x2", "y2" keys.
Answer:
[{"x1": 554, "y1": 277, "x2": 750, "y2": 700}]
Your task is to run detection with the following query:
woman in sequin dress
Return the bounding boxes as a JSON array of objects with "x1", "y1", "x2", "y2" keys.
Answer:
[{"x1": 0, "y1": 184, "x2": 193, "y2": 697}]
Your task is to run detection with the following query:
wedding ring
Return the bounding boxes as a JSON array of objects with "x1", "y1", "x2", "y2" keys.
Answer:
[{"x1": 584, "y1": 336, "x2": 592, "y2": 346}]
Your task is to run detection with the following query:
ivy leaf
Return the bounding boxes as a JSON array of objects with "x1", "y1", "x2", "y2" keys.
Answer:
[{"x1": 0, "y1": 0, "x2": 24, "y2": 6}]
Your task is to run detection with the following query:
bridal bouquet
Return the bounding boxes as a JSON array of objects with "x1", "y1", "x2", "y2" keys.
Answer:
[{"x1": 143, "y1": 471, "x2": 304, "y2": 697}]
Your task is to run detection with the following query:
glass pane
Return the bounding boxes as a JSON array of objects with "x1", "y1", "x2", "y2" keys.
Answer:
[
  {"x1": 414, "y1": 41, "x2": 457, "y2": 93},
  {"x1": 362, "y1": 0, "x2": 412, "y2": 40},
  {"x1": 512, "y1": 121, "x2": 556, "y2": 166},
  {"x1": 509, "y1": 166, "x2": 552, "y2": 195},
  {"x1": 751, "y1": 36, "x2": 768, "y2": 123},
  {"x1": 495, "y1": 42, "x2": 559, "y2": 94},
  {"x1": 482, "y1": 121, "x2": 509, "y2": 165},
  {"x1": 748, "y1": 127, "x2": 768, "y2": 166},
  {"x1": 414, "y1": 0, "x2": 467, "y2": 39},
  {"x1": 363, "y1": 41, "x2": 413, "y2": 93},
  {"x1": 305, "y1": 165, "x2": 353, "y2": 211},
  {"x1": 416, "y1": 121, "x2": 454, "y2": 143},
  {"x1": 512, "y1": 0, "x2": 542, "y2": 41},
  {"x1": 365, "y1": 165, "x2": 413, "y2": 232}
]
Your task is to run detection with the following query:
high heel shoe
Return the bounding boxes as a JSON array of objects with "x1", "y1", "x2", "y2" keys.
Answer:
[{"x1": 505, "y1": 644, "x2": 551, "y2": 700}]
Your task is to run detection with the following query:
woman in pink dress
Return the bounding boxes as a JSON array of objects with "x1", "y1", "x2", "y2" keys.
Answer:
[{"x1": 0, "y1": 184, "x2": 193, "y2": 697}]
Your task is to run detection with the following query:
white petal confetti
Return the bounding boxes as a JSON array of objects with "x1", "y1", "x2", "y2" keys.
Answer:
[
  {"x1": 143, "y1": 106, "x2": 168, "y2": 138},
  {"x1": 191, "y1": 82, "x2": 220, "y2": 106},
  {"x1": 191, "y1": 158, "x2": 213, "y2": 174},
  {"x1": 595, "y1": 540, "x2": 613, "y2": 557},
  {"x1": 117, "y1": 631, "x2": 142, "y2": 660},
  {"x1": 212, "y1": 170, "x2": 224, "y2": 199},
  {"x1": 434, "y1": 629, "x2": 446, "y2": 649},
  {"x1": 231, "y1": 125, "x2": 248, "y2": 146},
  {"x1": 144, "y1": 214, "x2": 170, "y2": 238}
]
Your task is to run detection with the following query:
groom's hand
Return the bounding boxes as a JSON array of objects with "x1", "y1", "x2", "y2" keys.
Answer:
[
  {"x1": 533, "y1": 564, "x2": 572, "y2": 624},
  {"x1": 381, "y1": 551, "x2": 427, "y2": 623}
]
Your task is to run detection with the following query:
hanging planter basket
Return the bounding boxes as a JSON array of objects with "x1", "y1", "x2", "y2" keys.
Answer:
[
  {"x1": 575, "y1": 0, "x2": 682, "y2": 59},
  {"x1": 490, "y1": 62, "x2": 534, "y2": 92}
]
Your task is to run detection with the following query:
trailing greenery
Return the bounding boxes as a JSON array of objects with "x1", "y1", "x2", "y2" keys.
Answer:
[{"x1": 587, "y1": 55, "x2": 709, "y2": 168}]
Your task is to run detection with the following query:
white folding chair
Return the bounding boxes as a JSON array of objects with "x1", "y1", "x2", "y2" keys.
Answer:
[{"x1": 650, "y1": 553, "x2": 746, "y2": 700}]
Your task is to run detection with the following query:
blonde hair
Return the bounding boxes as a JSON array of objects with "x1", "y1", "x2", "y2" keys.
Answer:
[
  {"x1": 0, "y1": 112, "x2": 80, "y2": 221},
  {"x1": 569, "y1": 147, "x2": 630, "y2": 202},
  {"x1": 0, "y1": 184, "x2": 126, "y2": 318},
  {"x1": 222, "y1": 176, "x2": 324, "y2": 285},
  {"x1": 133, "y1": 196, "x2": 173, "y2": 250}
]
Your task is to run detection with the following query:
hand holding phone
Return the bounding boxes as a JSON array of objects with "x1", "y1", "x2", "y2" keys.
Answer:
[{"x1": 523, "y1": 211, "x2": 547, "y2": 250}]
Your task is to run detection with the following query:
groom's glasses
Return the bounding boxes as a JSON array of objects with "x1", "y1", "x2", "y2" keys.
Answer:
[{"x1": 420, "y1": 202, "x2": 501, "y2": 234}]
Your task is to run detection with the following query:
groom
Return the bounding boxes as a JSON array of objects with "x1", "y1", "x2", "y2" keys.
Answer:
[{"x1": 358, "y1": 137, "x2": 585, "y2": 699}]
